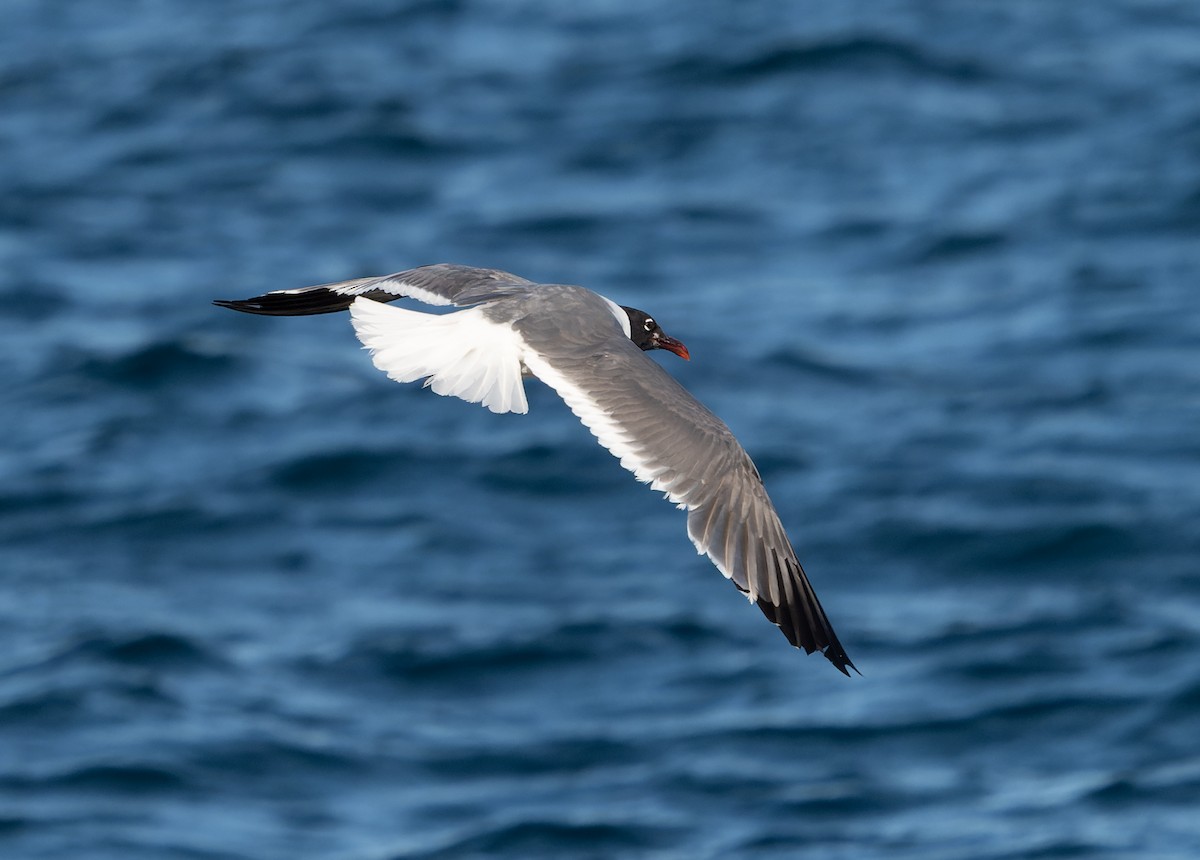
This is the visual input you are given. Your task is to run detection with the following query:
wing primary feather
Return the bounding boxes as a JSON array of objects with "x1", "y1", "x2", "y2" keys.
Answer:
[
  {"x1": 764, "y1": 545, "x2": 781, "y2": 607},
  {"x1": 750, "y1": 529, "x2": 770, "y2": 607},
  {"x1": 788, "y1": 558, "x2": 822, "y2": 650}
]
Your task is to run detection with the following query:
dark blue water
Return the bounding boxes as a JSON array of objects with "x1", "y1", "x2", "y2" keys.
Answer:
[{"x1": 4, "y1": 1, "x2": 1200, "y2": 857}]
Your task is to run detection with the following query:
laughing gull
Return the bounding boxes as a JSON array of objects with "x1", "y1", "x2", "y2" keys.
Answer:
[{"x1": 216, "y1": 264, "x2": 855, "y2": 674}]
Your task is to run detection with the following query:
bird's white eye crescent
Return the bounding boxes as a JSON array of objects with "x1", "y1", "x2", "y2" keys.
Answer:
[{"x1": 644, "y1": 319, "x2": 655, "y2": 332}]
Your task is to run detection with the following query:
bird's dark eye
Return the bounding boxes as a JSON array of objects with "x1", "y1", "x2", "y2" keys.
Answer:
[{"x1": 643, "y1": 319, "x2": 655, "y2": 332}]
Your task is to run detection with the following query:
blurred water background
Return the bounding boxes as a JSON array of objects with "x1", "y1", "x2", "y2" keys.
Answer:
[{"x1": 3, "y1": 1, "x2": 1200, "y2": 857}]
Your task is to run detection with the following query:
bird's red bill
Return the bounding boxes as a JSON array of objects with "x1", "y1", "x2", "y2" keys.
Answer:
[{"x1": 658, "y1": 335, "x2": 690, "y2": 361}]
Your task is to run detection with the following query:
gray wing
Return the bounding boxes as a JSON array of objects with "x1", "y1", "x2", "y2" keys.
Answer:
[
  {"x1": 519, "y1": 310, "x2": 855, "y2": 675},
  {"x1": 213, "y1": 264, "x2": 537, "y2": 316}
]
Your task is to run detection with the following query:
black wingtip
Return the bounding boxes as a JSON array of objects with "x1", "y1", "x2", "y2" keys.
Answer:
[
  {"x1": 213, "y1": 297, "x2": 278, "y2": 314},
  {"x1": 823, "y1": 642, "x2": 860, "y2": 677},
  {"x1": 751, "y1": 569, "x2": 858, "y2": 677},
  {"x1": 212, "y1": 290, "x2": 356, "y2": 316}
]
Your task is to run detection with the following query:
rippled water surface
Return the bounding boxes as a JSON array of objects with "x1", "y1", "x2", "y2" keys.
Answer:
[{"x1": 3, "y1": 1, "x2": 1200, "y2": 857}]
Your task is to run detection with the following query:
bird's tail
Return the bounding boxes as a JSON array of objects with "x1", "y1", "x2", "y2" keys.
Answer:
[{"x1": 348, "y1": 298, "x2": 529, "y2": 415}]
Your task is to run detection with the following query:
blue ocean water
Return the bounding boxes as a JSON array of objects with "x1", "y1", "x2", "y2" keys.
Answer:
[{"x1": 3, "y1": 1, "x2": 1200, "y2": 857}]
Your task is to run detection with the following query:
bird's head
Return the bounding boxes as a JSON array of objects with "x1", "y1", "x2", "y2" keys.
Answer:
[{"x1": 621, "y1": 306, "x2": 690, "y2": 360}]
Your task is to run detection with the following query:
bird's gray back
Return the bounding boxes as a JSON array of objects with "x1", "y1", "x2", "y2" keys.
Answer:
[{"x1": 487, "y1": 284, "x2": 628, "y2": 354}]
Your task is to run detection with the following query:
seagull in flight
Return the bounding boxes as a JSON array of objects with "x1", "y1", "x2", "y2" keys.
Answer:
[{"x1": 216, "y1": 264, "x2": 855, "y2": 674}]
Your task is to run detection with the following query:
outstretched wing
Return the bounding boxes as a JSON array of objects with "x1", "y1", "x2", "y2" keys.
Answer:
[
  {"x1": 213, "y1": 264, "x2": 537, "y2": 316},
  {"x1": 517, "y1": 317, "x2": 855, "y2": 675}
]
